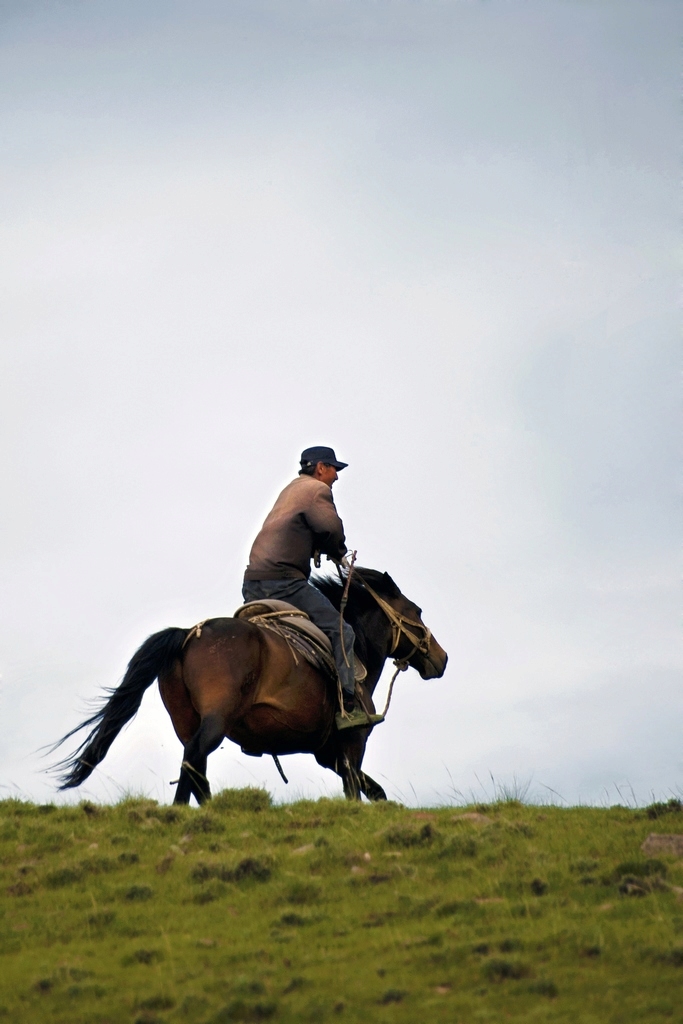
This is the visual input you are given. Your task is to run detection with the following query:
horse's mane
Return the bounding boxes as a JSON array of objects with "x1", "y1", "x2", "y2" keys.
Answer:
[{"x1": 312, "y1": 567, "x2": 400, "y2": 611}]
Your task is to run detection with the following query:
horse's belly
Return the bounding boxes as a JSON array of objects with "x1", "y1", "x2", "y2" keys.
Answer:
[{"x1": 228, "y1": 699, "x2": 330, "y2": 756}]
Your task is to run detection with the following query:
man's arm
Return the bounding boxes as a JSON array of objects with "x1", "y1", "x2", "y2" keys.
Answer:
[{"x1": 304, "y1": 486, "x2": 347, "y2": 562}]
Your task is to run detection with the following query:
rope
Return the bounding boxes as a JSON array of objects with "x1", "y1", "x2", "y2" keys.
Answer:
[
  {"x1": 337, "y1": 550, "x2": 357, "y2": 717},
  {"x1": 181, "y1": 758, "x2": 208, "y2": 785},
  {"x1": 338, "y1": 550, "x2": 357, "y2": 668},
  {"x1": 247, "y1": 614, "x2": 338, "y2": 679},
  {"x1": 380, "y1": 661, "x2": 409, "y2": 718},
  {"x1": 182, "y1": 621, "x2": 207, "y2": 648},
  {"x1": 248, "y1": 610, "x2": 308, "y2": 620}
]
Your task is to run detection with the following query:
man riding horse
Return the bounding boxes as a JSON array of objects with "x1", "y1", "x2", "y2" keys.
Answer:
[
  {"x1": 242, "y1": 446, "x2": 378, "y2": 729},
  {"x1": 52, "y1": 445, "x2": 448, "y2": 803}
]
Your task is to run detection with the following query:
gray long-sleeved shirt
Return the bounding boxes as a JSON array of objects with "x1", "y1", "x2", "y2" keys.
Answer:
[{"x1": 244, "y1": 475, "x2": 347, "y2": 581}]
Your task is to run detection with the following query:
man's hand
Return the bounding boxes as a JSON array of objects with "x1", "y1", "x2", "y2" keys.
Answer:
[{"x1": 327, "y1": 554, "x2": 351, "y2": 568}]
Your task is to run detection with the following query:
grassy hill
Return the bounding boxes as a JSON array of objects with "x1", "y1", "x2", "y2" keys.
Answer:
[{"x1": 1, "y1": 791, "x2": 683, "y2": 1023}]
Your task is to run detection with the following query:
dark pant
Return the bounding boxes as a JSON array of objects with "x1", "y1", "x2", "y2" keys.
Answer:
[{"x1": 242, "y1": 578, "x2": 356, "y2": 696}]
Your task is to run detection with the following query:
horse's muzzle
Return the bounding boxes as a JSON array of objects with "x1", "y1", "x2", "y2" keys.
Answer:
[{"x1": 419, "y1": 646, "x2": 448, "y2": 680}]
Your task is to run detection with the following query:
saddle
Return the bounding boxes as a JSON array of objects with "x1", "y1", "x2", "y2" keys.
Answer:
[{"x1": 234, "y1": 599, "x2": 366, "y2": 683}]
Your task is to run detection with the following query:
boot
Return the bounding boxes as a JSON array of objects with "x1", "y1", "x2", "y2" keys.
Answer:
[{"x1": 335, "y1": 695, "x2": 384, "y2": 731}]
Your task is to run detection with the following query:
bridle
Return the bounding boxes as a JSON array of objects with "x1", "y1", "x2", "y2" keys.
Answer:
[
  {"x1": 345, "y1": 567, "x2": 434, "y2": 720},
  {"x1": 354, "y1": 570, "x2": 432, "y2": 668}
]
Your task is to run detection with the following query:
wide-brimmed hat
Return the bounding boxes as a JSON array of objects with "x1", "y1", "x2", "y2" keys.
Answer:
[{"x1": 300, "y1": 446, "x2": 348, "y2": 470}]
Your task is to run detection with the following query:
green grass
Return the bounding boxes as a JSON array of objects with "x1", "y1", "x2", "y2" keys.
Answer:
[{"x1": 2, "y1": 791, "x2": 683, "y2": 1023}]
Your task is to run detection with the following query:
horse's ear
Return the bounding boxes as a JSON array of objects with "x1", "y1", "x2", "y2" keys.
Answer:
[{"x1": 382, "y1": 572, "x2": 400, "y2": 596}]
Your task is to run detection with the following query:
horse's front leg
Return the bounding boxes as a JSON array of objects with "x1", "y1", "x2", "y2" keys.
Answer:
[
  {"x1": 340, "y1": 753, "x2": 362, "y2": 800},
  {"x1": 338, "y1": 726, "x2": 373, "y2": 801},
  {"x1": 314, "y1": 719, "x2": 371, "y2": 801}
]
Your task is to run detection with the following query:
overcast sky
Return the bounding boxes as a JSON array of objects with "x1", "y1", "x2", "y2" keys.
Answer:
[{"x1": 1, "y1": 0, "x2": 679, "y2": 807}]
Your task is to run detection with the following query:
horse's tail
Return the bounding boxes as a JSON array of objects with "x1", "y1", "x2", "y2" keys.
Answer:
[{"x1": 53, "y1": 626, "x2": 188, "y2": 789}]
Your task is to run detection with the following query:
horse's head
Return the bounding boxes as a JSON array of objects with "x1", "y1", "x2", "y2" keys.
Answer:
[{"x1": 356, "y1": 570, "x2": 448, "y2": 680}]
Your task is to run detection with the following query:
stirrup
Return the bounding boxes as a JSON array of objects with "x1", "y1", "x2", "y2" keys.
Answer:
[{"x1": 335, "y1": 706, "x2": 384, "y2": 731}]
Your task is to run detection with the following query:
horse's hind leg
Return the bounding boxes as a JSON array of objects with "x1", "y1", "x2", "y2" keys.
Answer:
[
  {"x1": 359, "y1": 771, "x2": 387, "y2": 802},
  {"x1": 173, "y1": 714, "x2": 224, "y2": 806},
  {"x1": 174, "y1": 760, "x2": 204, "y2": 805},
  {"x1": 175, "y1": 755, "x2": 209, "y2": 806},
  {"x1": 174, "y1": 761, "x2": 193, "y2": 805}
]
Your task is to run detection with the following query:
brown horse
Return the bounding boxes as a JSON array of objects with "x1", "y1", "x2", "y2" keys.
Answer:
[{"x1": 54, "y1": 568, "x2": 448, "y2": 803}]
